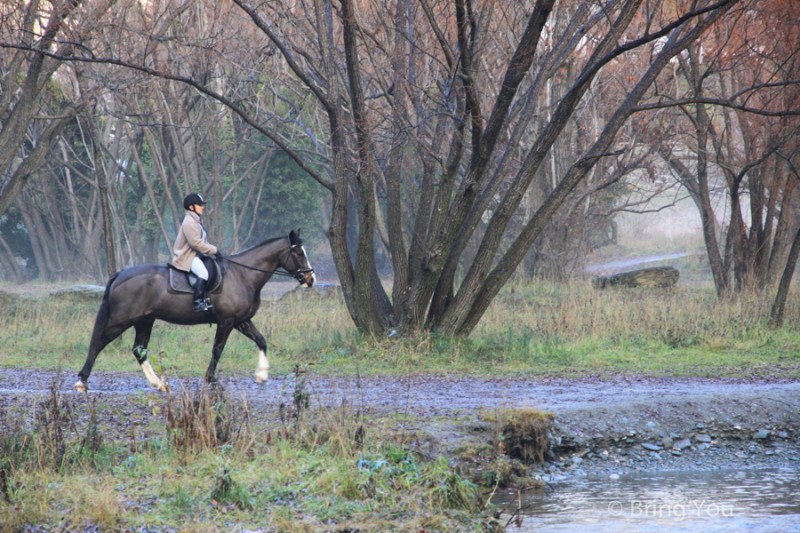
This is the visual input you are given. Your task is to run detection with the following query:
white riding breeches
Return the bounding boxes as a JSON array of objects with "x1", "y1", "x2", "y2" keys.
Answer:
[{"x1": 191, "y1": 256, "x2": 209, "y2": 280}]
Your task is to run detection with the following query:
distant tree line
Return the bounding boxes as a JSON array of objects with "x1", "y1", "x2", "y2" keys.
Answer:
[{"x1": 1, "y1": 0, "x2": 798, "y2": 335}]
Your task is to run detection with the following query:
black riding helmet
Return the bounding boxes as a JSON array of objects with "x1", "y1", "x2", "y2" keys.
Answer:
[{"x1": 183, "y1": 193, "x2": 207, "y2": 210}]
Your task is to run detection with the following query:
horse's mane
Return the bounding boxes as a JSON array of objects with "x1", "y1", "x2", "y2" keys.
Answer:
[{"x1": 232, "y1": 236, "x2": 287, "y2": 256}]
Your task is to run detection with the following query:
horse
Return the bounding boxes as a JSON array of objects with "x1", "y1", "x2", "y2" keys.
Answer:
[{"x1": 75, "y1": 229, "x2": 315, "y2": 393}]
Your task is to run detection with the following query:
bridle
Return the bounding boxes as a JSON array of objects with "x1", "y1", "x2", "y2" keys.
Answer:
[
  {"x1": 280, "y1": 244, "x2": 315, "y2": 283},
  {"x1": 219, "y1": 244, "x2": 313, "y2": 284}
]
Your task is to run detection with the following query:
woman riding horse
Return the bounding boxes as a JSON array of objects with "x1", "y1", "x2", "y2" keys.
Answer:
[
  {"x1": 75, "y1": 229, "x2": 314, "y2": 393},
  {"x1": 172, "y1": 193, "x2": 219, "y2": 312}
]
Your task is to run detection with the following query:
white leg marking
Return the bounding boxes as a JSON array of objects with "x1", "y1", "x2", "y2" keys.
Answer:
[
  {"x1": 254, "y1": 350, "x2": 269, "y2": 383},
  {"x1": 75, "y1": 380, "x2": 87, "y2": 393},
  {"x1": 141, "y1": 360, "x2": 168, "y2": 392}
]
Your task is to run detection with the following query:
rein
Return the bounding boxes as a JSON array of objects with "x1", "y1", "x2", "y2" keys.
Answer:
[{"x1": 220, "y1": 249, "x2": 313, "y2": 283}]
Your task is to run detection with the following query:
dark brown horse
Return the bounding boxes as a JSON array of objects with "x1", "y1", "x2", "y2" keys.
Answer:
[{"x1": 75, "y1": 230, "x2": 314, "y2": 392}]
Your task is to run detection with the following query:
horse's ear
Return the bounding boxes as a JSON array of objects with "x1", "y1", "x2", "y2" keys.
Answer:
[{"x1": 289, "y1": 229, "x2": 302, "y2": 246}]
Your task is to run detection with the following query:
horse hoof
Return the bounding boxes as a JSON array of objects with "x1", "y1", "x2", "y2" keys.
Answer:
[
  {"x1": 159, "y1": 382, "x2": 170, "y2": 393},
  {"x1": 254, "y1": 370, "x2": 269, "y2": 383},
  {"x1": 75, "y1": 380, "x2": 88, "y2": 393}
]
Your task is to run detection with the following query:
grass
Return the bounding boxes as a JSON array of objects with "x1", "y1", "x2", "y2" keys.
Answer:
[
  {"x1": 1, "y1": 279, "x2": 799, "y2": 379},
  {"x1": 0, "y1": 381, "x2": 502, "y2": 532}
]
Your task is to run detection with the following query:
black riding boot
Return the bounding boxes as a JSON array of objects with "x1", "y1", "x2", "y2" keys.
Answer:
[{"x1": 193, "y1": 278, "x2": 212, "y2": 312}]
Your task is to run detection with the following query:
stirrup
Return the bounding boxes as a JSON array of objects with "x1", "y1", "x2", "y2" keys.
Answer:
[{"x1": 193, "y1": 299, "x2": 209, "y2": 312}]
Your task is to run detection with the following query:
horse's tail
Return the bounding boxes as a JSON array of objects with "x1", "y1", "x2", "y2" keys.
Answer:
[{"x1": 89, "y1": 272, "x2": 119, "y2": 346}]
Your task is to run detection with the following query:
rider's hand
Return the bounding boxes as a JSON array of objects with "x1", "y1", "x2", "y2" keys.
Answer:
[{"x1": 215, "y1": 251, "x2": 223, "y2": 259}]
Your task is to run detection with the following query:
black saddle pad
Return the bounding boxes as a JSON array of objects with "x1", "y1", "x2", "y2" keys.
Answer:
[{"x1": 167, "y1": 256, "x2": 223, "y2": 294}]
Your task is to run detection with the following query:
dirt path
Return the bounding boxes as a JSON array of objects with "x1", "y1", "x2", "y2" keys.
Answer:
[
  {"x1": 2, "y1": 369, "x2": 797, "y2": 414},
  {"x1": 2, "y1": 369, "x2": 798, "y2": 477}
]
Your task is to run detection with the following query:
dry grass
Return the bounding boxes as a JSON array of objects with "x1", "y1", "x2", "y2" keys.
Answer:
[{"x1": 1, "y1": 279, "x2": 799, "y2": 379}]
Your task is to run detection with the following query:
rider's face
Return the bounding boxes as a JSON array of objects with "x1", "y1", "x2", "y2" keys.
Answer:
[{"x1": 193, "y1": 204, "x2": 205, "y2": 214}]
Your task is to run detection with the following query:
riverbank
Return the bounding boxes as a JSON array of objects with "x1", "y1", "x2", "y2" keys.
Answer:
[
  {"x1": 1, "y1": 369, "x2": 798, "y2": 530},
  {"x1": 2, "y1": 370, "x2": 797, "y2": 478}
]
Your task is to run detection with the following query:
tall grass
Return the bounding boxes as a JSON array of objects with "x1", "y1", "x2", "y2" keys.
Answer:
[
  {"x1": 0, "y1": 377, "x2": 497, "y2": 531},
  {"x1": 1, "y1": 280, "x2": 799, "y2": 378}
]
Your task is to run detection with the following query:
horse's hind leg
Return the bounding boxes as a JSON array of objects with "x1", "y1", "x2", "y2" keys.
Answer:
[
  {"x1": 235, "y1": 320, "x2": 269, "y2": 383},
  {"x1": 132, "y1": 317, "x2": 168, "y2": 392},
  {"x1": 76, "y1": 322, "x2": 129, "y2": 392}
]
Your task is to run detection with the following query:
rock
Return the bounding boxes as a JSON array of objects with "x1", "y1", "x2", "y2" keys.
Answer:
[
  {"x1": 671, "y1": 450, "x2": 683, "y2": 457},
  {"x1": 697, "y1": 443, "x2": 710, "y2": 451},
  {"x1": 674, "y1": 438, "x2": 692, "y2": 450},
  {"x1": 50, "y1": 285, "x2": 105, "y2": 300},
  {"x1": 777, "y1": 431, "x2": 789, "y2": 439},
  {"x1": 280, "y1": 282, "x2": 342, "y2": 301},
  {"x1": 753, "y1": 429, "x2": 771, "y2": 440},
  {"x1": 592, "y1": 266, "x2": 679, "y2": 289},
  {"x1": 694, "y1": 434, "x2": 712, "y2": 444},
  {"x1": 661, "y1": 437, "x2": 674, "y2": 449},
  {"x1": 641, "y1": 442, "x2": 662, "y2": 452}
]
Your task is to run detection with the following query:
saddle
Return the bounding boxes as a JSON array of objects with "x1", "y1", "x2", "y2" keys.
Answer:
[{"x1": 167, "y1": 256, "x2": 223, "y2": 294}]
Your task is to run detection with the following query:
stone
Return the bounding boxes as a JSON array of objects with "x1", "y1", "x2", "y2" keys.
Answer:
[
  {"x1": 753, "y1": 429, "x2": 771, "y2": 440},
  {"x1": 641, "y1": 442, "x2": 662, "y2": 452},
  {"x1": 777, "y1": 431, "x2": 789, "y2": 439},
  {"x1": 694, "y1": 434, "x2": 712, "y2": 444},
  {"x1": 671, "y1": 450, "x2": 683, "y2": 457},
  {"x1": 50, "y1": 285, "x2": 105, "y2": 300},
  {"x1": 674, "y1": 438, "x2": 692, "y2": 450},
  {"x1": 661, "y1": 437, "x2": 674, "y2": 449},
  {"x1": 592, "y1": 266, "x2": 679, "y2": 289}
]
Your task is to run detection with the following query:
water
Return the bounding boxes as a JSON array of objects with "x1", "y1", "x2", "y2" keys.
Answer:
[{"x1": 499, "y1": 468, "x2": 800, "y2": 532}]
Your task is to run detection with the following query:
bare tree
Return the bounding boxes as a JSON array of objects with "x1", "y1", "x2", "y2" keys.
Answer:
[
  {"x1": 653, "y1": 0, "x2": 800, "y2": 296},
  {"x1": 211, "y1": 0, "x2": 742, "y2": 335},
  {"x1": 0, "y1": 0, "x2": 115, "y2": 218},
  {"x1": 9, "y1": 1, "x2": 788, "y2": 339}
]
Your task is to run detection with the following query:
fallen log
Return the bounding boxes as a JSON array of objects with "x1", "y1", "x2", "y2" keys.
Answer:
[{"x1": 592, "y1": 266, "x2": 679, "y2": 289}]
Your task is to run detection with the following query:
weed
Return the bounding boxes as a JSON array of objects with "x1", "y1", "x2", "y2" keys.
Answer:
[
  {"x1": 165, "y1": 384, "x2": 250, "y2": 454},
  {"x1": 481, "y1": 408, "x2": 554, "y2": 465},
  {"x1": 210, "y1": 466, "x2": 254, "y2": 510},
  {"x1": 34, "y1": 381, "x2": 74, "y2": 471}
]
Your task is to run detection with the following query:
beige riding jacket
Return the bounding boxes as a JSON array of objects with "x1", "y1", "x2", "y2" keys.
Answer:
[{"x1": 172, "y1": 210, "x2": 218, "y2": 272}]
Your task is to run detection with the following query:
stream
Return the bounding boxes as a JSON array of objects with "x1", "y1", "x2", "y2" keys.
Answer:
[{"x1": 498, "y1": 467, "x2": 800, "y2": 532}]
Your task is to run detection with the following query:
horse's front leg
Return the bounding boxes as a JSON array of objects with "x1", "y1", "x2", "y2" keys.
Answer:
[
  {"x1": 235, "y1": 319, "x2": 269, "y2": 383},
  {"x1": 132, "y1": 317, "x2": 168, "y2": 392},
  {"x1": 206, "y1": 319, "x2": 235, "y2": 383}
]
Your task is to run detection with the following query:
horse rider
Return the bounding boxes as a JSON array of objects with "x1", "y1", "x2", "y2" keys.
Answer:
[{"x1": 173, "y1": 193, "x2": 221, "y2": 312}]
